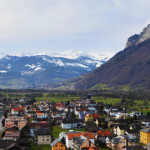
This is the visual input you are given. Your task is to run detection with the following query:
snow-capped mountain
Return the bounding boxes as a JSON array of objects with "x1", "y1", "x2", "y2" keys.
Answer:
[
  {"x1": 0, "y1": 51, "x2": 113, "y2": 89},
  {"x1": 51, "y1": 50, "x2": 92, "y2": 59}
]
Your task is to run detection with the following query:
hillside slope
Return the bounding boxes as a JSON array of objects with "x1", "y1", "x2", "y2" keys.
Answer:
[{"x1": 75, "y1": 25, "x2": 150, "y2": 90}]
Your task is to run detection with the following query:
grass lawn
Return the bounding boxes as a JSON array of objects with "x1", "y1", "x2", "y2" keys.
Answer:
[
  {"x1": 93, "y1": 96, "x2": 121, "y2": 104},
  {"x1": 134, "y1": 142, "x2": 147, "y2": 146},
  {"x1": 30, "y1": 145, "x2": 50, "y2": 150},
  {"x1": 35, "y1": 95, "x2": 80, "y2": 102},
  {"x1": 35, "y1": 95, "x2": 122, "y2": 104},
  {"x1": 52, "y1": 125, "x2": 86, "y2": 138}
]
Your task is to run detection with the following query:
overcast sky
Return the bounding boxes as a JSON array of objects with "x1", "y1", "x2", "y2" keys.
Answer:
[{"x1": 0, "y1": 0, "x2": 150, "y2": 56}]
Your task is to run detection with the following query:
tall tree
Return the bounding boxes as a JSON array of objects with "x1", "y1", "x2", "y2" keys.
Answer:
[{"x1": 20, "y1": 125, "x2": 30, "y2": 138}]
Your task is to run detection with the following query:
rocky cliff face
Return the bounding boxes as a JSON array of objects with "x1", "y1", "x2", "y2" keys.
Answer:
[{"x1": 125, "y1": 24, "x2": 150, "y2": 48}]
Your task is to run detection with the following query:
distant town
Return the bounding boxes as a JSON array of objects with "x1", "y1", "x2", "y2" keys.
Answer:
[{"x1": 0, "y1": 91, "x2": 149, "y2": 150}]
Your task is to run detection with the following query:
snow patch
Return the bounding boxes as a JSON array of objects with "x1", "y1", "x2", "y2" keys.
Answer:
[
  {"x1": 66, "y1": 63, "x2": 89, "y2": 69},
  {"x1": 7, "y1": 64, "x2": 11, "y2": 69},
  {"x1": 0, "y1": 70, "x2": 7, "y2": 73},
  {"x1": 25, "y1": 64, "x2": 42, "y2": 72},
  {"x1": 25, "y1": 64, "x2": 37, "y2": 69},
  {"x1": 96, "y1": 62, "x2": 103, "y2": 67},
  {"x1": 34, "y1": 67, "x2": 42, "y2": 71},
  {"x1": 41, "y1": 56, "x2": 64, "y2": 66},
  {"x1": 55, "y1": 60, "x2": 64, "y2": 66}
]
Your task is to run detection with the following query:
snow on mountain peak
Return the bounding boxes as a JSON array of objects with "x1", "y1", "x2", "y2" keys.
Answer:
[
  {"x1": 51, "y1": 50, "x2": 114, "y2": 60},
  {"x1": 51, "y1": 50, "x2": 90, "y2": 59}
]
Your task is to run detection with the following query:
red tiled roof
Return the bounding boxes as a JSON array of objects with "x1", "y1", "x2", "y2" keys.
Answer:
[
  {"x1": 37, "y1": 112, "x2": 44, "y2": 116},
  {"x1": 28, "y1": 123, "x2": 50, "y2": 129},
  {"x1": 12, "y1": 107, "x2": 23, "y2": 112},
  {"x1": 97, "y1": 130, "x2": 111, "y2": 137},
  {"x1": 67, "y1": 132, "x2": 94, "y2": 140},
  {"x1": 92, "y1": 114, "x2": 99, "y2": 120},
  {"x1": 82, "y1": 146, "x2": 99, "y2": 150}
]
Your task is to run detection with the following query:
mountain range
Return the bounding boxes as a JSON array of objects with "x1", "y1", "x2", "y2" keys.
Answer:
[
  {"x1": 0, "y1": 50, "x2": 113, "y2": 89},
  {"x1": 68, "y1": 24, "x2": 150, "y2": 91},
  {"x1": 1, "y1": 24, "x2": 150, "y2": 91}
]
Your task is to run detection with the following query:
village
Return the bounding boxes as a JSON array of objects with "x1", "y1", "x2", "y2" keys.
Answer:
[{"x1": 0, "y1": 94, "x2": 149, "y2": 150}]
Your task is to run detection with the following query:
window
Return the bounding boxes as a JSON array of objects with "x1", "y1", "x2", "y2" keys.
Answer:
[
  {"x1": 47, "y1": 139, "x2": 49, "y2": 141},
  {"x1": 61, "y1": 145, "x2": 63, "y2": 147},
  {"x1": 55, "y1": 145, "x2": 57, "y2": 147}
]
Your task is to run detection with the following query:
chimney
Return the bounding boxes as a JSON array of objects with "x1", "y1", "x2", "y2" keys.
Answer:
[
  {"x1": 89, "y1": 140, "x2": 91, "y2": 147},
  {"x1": 126, "y1": 137, "x2": 128, "y2": 147}
]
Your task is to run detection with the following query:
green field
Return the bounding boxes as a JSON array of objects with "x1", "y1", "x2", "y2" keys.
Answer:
[
  {"x1": 30, "y1": 145, "x2": 50, "y2": 150},
  {"x1": 1, "y1": 90, "x2": 150, "y2": 112},
  {"x1": 35, "y1": 94, "x2": 122, "y2": 104},
  {"x1": 52, "y1": 125, "x2": 86, "y2": 138}
]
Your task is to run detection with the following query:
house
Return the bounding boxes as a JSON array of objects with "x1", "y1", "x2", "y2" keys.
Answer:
[
  {"x1": 105, "y1": 135, "x2": 116, "y2": 147},
  {"x1": 109, "y1": 135, "x2": 132, "y2": 150},
  {"x1": 97, "y1": 130, "x2": 111, "y2": 137},
  {"x1": 72, "y1": 136, "x2": 98, "y2": 150},
  {"x1": 125, "y1": 129, "x2": 139, "y2": 141},
  {"x1": 72, "y1": 135, "x2": 88, "y2": 149},
  {"x1": 4, "y1": 126, "x2": 20, "y2": 140},
  {"x1": 96, "y1": 130, "x2": 111, "y2": 146},
  {"x1": 11, "y1": 107, "x2": 24, "y2": 115},
  {"x1": 35, "y1": 128, "x2": 51, "y2": 145},
  {"x1": 61, "y1": 118, "x2": 83, "y2": 129},
  {"x1": 59, "y1": 130, "x2": 84, "y2": 140},
  {"x1": 106, "y1": 118, "x2": 114, "y2": 128},
  {"x1": 0, "y1": 139, "x2": 22, "y2": 150},
  {"x1": 25, "y1": 111, "x2": 36, "y2": 117},
  {"x1": 28, "y1": 122, "x2": 50, "y2": 137},
  {"x1": 36, "y1": 110, "x2": 48, "y2": 118},
  {"x1": 50, "y1": 138, "x2": 66, "y2": 150},
  {"x1": 96, "y1": 118, "x2": 105, "y2": 126},
  {"x1": 141, "y1": 121, "x2": 150, "y2": 127},
  {"x1": 113, "y1": 125, "x2": 126, "y2": 135},
  {"x1": 66, "y1": 132, "x2": 95, "y2": 148},
  {"x1": 56, "y1": 103, "x2": 65, "y2": 111},
  {"x1": 85, "y1": 114, "x2": 93, "y2": 122},
  {"x1": 116, "y1": 112, "x2": 129, "y2": 120},
  {"x1": 5, "y1": 116, "x2": 27, "y2": 130},
  {"x1": 92, "y1": 114, "x2": 99, "y2": 120},
  {"x1": 80, "y1": 139, "x2": 98, "y2": 150},
  {"x1": 87, "y1": 107, "x2": 97, "y2": 114},
  {"x1": 78, "y1": 108, "x2": 89, "y2": 119},
  {"x1": 140, "y1": 128, "x2": 150, "y2": 144}
]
